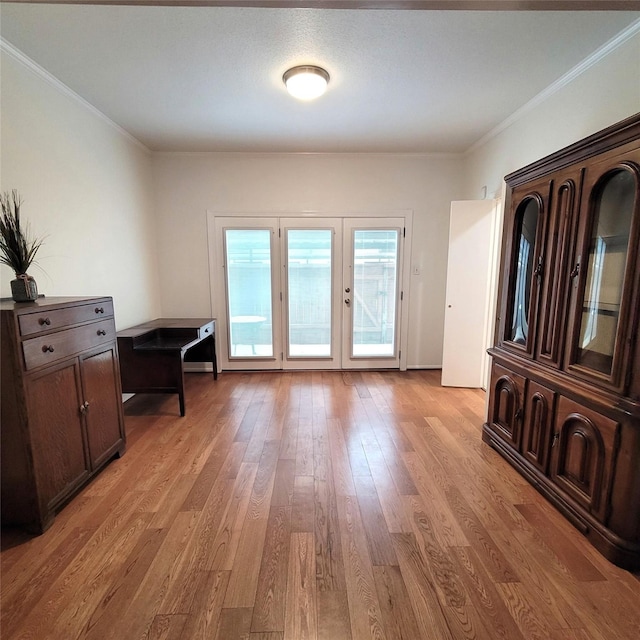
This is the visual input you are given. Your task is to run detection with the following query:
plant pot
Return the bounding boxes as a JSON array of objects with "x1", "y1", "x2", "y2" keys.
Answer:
[{"x1": 11, "y1": 274, "x2": 38, "y2": 302}]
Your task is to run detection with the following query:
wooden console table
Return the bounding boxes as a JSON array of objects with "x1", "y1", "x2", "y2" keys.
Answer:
[{"x1": 117, "y1": 318, "x2": 216, "y2": 416}]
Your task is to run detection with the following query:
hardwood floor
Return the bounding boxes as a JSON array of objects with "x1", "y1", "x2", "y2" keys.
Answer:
[{"x1": 2, "y1": 369, "x2": 640, "y2": 639}]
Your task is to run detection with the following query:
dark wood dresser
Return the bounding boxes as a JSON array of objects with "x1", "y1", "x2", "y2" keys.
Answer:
[{"x1": 1, "y1": 296, "x2": 126, "y2": 533}]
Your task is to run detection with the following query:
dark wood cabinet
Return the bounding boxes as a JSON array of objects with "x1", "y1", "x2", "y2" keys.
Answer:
[
  {"x1": 1, "y1": 296, "x2": 126, "y2": 533},
  {"x1": 484, "y1": 113, "x2": 640, "y2": 570},
  {"x1": 487, "y1": 363, "x2": 525, "y2": 450},
  {"x1": 550, "y1": 397, "x2": 617, "y2": 522},
  {"x1": 522, "y1": 380, "x2": 555, "y2": 474}
]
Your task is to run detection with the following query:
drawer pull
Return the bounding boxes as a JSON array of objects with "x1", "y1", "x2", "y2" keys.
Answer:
[
  {"x1": 38, "y1": 317, "x2": 51, "y2": 326},
  {"x1": 95, "y1": 307, "x2": 104, "y2": 314},
  {"x1": 97, "y1": 329, "x2": 107, "y2": 336},
  {"x1": 41, "y1": 345, "x2": 55, "y2": 353}
]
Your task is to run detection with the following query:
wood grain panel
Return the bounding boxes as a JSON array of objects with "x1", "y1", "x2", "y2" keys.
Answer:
[
  {"x1": 353, "y1": 475, "x2": 398, "y2": 566},
  {"x1": 284, "y1": 532, "x2": 317, "y2": 640},
  {"x1": 337, "y1": 495, "x2": 386, "y2": 640},
  {"x1": 391, "y1": 532, "x2": 456, "y2": 639},
  {"x1": 251, "y1": 506, "x2": 291, "y2": 633},
  {"x1": 3, "y1": 370, "x2": 640, "y2": 640}
]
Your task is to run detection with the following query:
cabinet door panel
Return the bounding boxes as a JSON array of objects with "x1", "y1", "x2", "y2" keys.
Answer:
[
  {"x1": 487, "y1": 363, "x2": 525, "y2": 449},
  {"x1": 27, "y1": 361, "x2": 89, "y2": 511},
  {"x1": 522, "y1": 381, "x2": 555, "y2": 473},
  {"x1": 551, "y1": 397, "x2": 618, "y2": 520},
  {"x1": 81, "y1": 346, "x2": 125, "y2": 469},
  {"x1": 536, "y1": 170, "x2": 582, "y2": 368}
]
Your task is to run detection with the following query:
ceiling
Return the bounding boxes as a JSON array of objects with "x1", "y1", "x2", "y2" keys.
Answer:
[{"x1": 1, "y1": 3, "x2": 638, "y2": 153}]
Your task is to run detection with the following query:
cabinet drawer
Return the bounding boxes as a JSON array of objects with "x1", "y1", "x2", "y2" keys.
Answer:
[
  {"x1": 22, "y1": 319, "x2": 115, "y2": 371},
  {"x1": 18, "y1": 300, "x2": 114, "y2": 337}
]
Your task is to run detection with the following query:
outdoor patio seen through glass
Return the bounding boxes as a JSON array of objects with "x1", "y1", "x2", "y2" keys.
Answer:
[
  {"x1": 287, "y1": 229, "x2": 333, "y2": 357},
  {"x1": 351, "y1": 229, "x2": 399, "y2": 357},
  {"x1": 225, "y1": 229, "x2": 273, "y2": 357}
]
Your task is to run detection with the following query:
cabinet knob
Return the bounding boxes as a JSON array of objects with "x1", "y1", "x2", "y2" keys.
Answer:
[
  {"x1": 97, "y1": 329, "x2": 107, "y2": 336},
  {"x1": 41, "y1": 345, "x2": 55, "y2": 353},
  {"x1": 95, "y1": 307, "x2": 104, "y2": 314},
  {"x1": 84, "y1": 401, "x2": 90, "y2": 410},
  {"x1": 38, "y1": 317, "x2": 51, "y2": 326}
]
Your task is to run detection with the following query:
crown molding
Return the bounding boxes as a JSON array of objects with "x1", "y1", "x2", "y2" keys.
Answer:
[
  {"x1": 465, "y1": 17, "x2": 640, "y2": 155},
  {"x1": 1, "y1": 38, "x2": 150, "y2": 154},
  {"x1": 2, "y1": 1, "x2": 638, "y2": 10}
]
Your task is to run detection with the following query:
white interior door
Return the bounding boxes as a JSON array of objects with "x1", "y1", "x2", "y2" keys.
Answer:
[{"x1": 442, "y1": 200, "x2": 497, "y2": 387}]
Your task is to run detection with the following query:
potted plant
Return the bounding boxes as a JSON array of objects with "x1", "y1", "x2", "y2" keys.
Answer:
[{"x1": 0, "y1": 190, "x2": 44, "y2": 302}]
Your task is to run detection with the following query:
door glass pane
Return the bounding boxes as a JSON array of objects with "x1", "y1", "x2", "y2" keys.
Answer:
[
  {"x1": 225, "y1": 229, "x2": 273, "y2": 357},
  {"x1": 352, "y1": 229, "x2": 398, "y2": 357},
  {"x1": 577, "y1": 170, "x2": 635, "y2": 375},
  {"x1": 508, "y1": 199, "x2": 540, "y2": 346},
  {"x1": 287, "y1": 229, "x2": 332, "y2": 357}
]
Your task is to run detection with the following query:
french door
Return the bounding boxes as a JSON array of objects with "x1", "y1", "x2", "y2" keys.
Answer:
[{"x1": 213, "y1": 215, "x2": 406, "y2": 371}]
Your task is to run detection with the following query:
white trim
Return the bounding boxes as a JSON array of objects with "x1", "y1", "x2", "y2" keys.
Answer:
[
  {"x1": 1, "y1": 37, "x2": 150, "y2": 154},
  {"x1": 207, "y1": 210, "x2": 412, "y2": 372},
  {"x1": 466, "y1": 17, "x2": 640, "y2": 155},
  {"x1": 153, "y1": 150, "x2": 462, "y2": 159}
]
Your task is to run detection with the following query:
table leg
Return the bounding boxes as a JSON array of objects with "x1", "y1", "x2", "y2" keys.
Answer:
[
  {"x1": 177, "y1": 355, "x2": 186, "y2": 417},
  {"x1": 210, "y1": 335, "x2": 218, "y2": 380}
]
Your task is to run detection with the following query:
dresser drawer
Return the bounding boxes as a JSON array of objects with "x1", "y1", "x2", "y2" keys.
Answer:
[
  {"x1": 22, "y1": 318, "x2": 116, "y2": 371},
  {"x1": 18, "y1": 300, "x2": 114, "y2": 337}
]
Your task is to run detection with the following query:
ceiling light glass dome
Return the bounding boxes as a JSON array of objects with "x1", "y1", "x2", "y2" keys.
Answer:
[{"x1": 283, "y1": 66, "x2": 330, "y2": 101}]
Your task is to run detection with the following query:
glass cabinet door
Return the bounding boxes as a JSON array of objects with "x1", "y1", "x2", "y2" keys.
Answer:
[
  {"x1": 570, "y1": 167, "x2": 638, "y2": 382},
  {"x1": 504, "y1": 194, "x2": 544, "y2": 354}
]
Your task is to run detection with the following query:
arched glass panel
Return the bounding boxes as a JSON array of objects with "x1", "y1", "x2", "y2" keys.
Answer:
[
  {"x1": 577, "y1": 169, "x2": 635, "y2": 375},
  {"x1": 508, "y1": 198, "x2": 540, "y2": 345}
]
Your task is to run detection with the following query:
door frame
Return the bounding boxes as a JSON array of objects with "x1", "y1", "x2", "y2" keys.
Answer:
[
  {"x1": 207, "y1": 210, "x2": 412, "y2": 372},
  {"x1": 280, "y1": 217, "x2": 343, "y2": 371},
  {"x1": 341, "y1": 217, "x2": 405, "y2": 370}
]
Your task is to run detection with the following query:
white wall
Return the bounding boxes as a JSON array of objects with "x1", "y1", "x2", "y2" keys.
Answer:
[
  {"x1": 4, "y1": 24, "x2": 637, "y2": 369},
  {"x1": 0, "y1": 47, "x2": 161, "y2": 328},
  {"x1": 152, "y1": 152, "x2": 464, "y2": 368},
  {"x1": 463, "y1": 29, "x2": 640, "y2": 201}
]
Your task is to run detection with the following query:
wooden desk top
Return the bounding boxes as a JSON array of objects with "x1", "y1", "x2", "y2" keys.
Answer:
[{"x1": 116, "y1": 318, "x2": 215, "y2": 339}]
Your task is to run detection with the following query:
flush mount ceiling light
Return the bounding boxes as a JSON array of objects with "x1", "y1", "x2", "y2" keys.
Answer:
[{"x1": 283, "y1": 65, "x2": 330, "y2": 101}]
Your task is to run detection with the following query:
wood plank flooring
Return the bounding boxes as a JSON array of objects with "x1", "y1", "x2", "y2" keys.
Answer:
[{"x1": 2, "y1": 369, "x2": 640, "y2": 639}]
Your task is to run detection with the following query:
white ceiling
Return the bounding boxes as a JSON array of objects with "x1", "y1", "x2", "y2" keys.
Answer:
[{"x1": 1, "y1": 4, "x2": 638, "y2": 153}]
